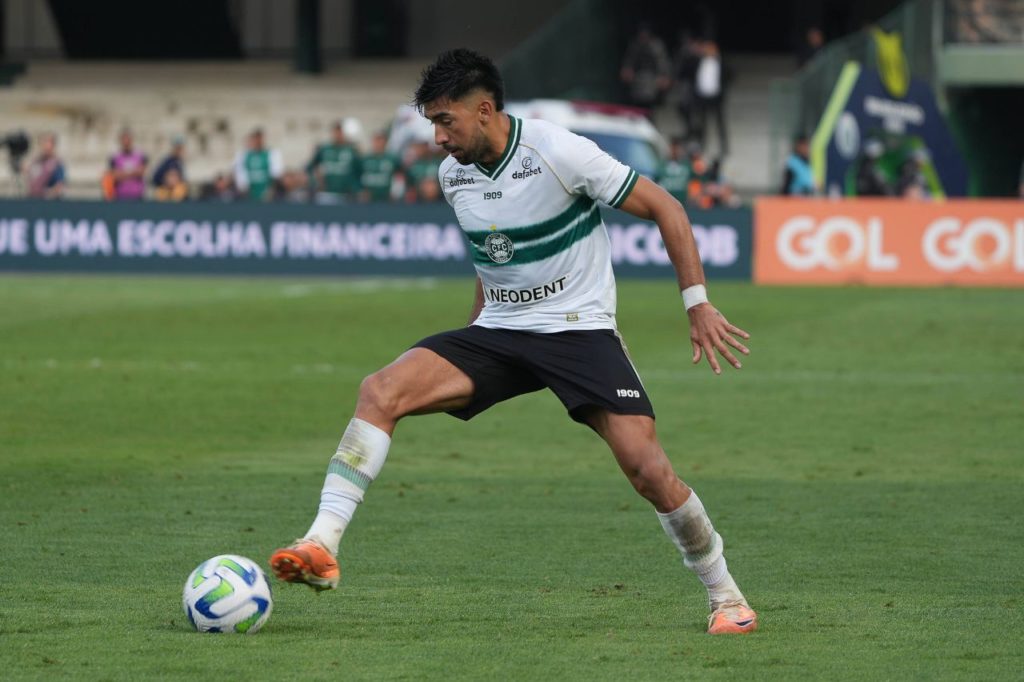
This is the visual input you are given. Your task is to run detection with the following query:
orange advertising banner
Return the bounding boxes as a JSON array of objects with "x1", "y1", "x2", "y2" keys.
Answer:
[{"x1": 754, "y1": 198, "x2": 1024, "y2": 286}]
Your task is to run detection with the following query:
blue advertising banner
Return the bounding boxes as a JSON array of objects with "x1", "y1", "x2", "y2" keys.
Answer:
[
  {"x1": 603, "y1": 206, "x2": 751, "y2": 279},
  {"x1": 0, "y1": 200, "x2": 751, "y2": 280}
]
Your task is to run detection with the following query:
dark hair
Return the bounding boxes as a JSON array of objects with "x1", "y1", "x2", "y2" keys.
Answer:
[{"x1": 414, "y1": 48, "x2": 504, "y2": 112}]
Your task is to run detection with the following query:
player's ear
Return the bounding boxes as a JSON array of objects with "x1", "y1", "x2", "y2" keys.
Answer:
[{"x1": 477, "y1": 97, "x2": 494, "y2": 123}]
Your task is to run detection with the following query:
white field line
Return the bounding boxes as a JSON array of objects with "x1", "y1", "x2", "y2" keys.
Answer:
[{"x1": 278, "y1": 278, "x2": 438, "y2": 298}]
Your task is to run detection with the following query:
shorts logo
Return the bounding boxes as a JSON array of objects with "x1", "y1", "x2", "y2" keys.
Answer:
[
  {"x1": 616, "y1": 389, "x2": 641, "y2": 398},
  {"x1": 484, "y1": 231, "x2": 514, "y2": 263}
]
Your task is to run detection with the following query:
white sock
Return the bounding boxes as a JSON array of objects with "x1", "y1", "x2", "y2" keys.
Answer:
[
  {"x1": 657, "y1": 490, "x2": 746, "y2": 610},
  {"x1": 304, "y1": 418, "x2": 391, "y2": 556}
]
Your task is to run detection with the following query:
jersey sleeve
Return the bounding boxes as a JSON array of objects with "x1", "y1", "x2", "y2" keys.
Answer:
[{"x1": 541, "y1": 128, "x2": 639, "y2": 208}]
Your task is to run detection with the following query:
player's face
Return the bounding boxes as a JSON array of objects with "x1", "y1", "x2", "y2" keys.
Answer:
[{"x1": 423, "y1": 96, "x2": 490, "y2": 165}]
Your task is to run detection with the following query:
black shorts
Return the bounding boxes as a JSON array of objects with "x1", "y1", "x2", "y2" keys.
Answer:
[{"x1": 413, "y1": 326, "x2": 655, "y2": 423}]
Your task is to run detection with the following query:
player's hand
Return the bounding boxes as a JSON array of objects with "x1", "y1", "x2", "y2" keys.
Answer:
[{"x1": 687, "y1": 303, "x2": 750, "y2": 374}]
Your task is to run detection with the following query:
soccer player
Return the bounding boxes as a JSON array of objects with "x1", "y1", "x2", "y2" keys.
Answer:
[{"x1": 271, "y1": 49, "x2": 758, "y2": 635}]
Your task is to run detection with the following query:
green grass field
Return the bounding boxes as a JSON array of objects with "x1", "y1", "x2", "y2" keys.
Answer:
[{"x1": 1, "y1": 275, "x2": 1021, "y2": 680}]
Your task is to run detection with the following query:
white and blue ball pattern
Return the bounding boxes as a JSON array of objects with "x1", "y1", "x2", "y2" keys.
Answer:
[{"x1": 182, "y1": 555, "x2": 273, "y2": 634}]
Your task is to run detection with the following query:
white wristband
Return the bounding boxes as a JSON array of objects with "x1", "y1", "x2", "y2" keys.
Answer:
[{"x1": 681, "y1": 284, "x2": 708, "y2": 311}]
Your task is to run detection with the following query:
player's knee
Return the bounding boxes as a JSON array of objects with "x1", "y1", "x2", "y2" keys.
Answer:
[
  {"x1": 626, "y1": 459, "x2": 678, "y2": 506},
  {"x1": 358, "y1": 371, "x2": 403, "y2": 420}
]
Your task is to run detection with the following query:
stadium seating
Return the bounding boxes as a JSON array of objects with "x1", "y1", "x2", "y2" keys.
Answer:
[
  {"x1": 0, "y1": 60, "x2": 426, "y2": 197},
  {"x1": 0, "y1": 53, "x2": 795, "y2": 199}
]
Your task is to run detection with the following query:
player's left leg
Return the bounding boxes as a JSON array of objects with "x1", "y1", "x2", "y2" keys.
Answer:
[
  {"x1": 584, "y1": 410, "x2": 757, "y2": 635},
  {"x1": 271, "y1": 347, "x2": 477, "y2": 590},
  {"x1": 273, "y1": 327, "x2": 546, "y2": 590}
]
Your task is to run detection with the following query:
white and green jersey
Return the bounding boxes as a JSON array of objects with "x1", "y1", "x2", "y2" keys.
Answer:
[{"x1": 440, "y1": 116, "x2": 639, "y2": 333}]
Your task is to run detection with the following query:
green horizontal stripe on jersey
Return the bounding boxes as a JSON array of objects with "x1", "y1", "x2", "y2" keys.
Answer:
[
  {"x1": 469, "y1": 202, "x2": 603, "y2": 266},
  {"x1": 610, "y1": 169, "x2": 639, "y2": 208},
  {"x1": 465, "y1": 195, "x2": 594, "y2": 246}
]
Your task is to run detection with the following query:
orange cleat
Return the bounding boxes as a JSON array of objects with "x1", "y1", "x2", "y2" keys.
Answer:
[
  {"x1": 707, "y1": 601, "x2": 758, "y2": 635},
  {"x1": 269, "y1": 539, "x2": 340, "y2": 591}
]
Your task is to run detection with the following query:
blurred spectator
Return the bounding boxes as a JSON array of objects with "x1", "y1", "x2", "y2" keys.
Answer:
[
  {"x1": 796, "y1": 27, "x2": 825, "y2": 68},
  {"x1": 152, "y1": 136, "x2": 186, "y2": 189},
  {"x1": 108, "y1": 129, "x2": 148, "y2": 201},
  {"x1": 234, "y1": 128, "x2": 283, "y2": 202},
  {"x1": 656, "y1": 137, "x2": 691, "y2": 204},
  {"x1": 360, "y1": 131, "x2": 401, "y2": 203},
  {"x1": 306, "y1": 121, "x2": 362, "y2": 203},
  {"x1": 1018, "y1": 158, "x2": 1023, "y2": 199},
  {"x1": 620, "y1": 23, "x2": 671, "y2": 113},
  {"x1": 402, "y1": 141, "x2": 441, "y2": 203},
  {"x1": 101, "y1": 170, "x2": 115, "y2": 200},
  {"x1": 153, "y1": 167, "x2": 189, "y2": 202},
  {"x1": 855, "y1": 139, "x2": 893, "y2": 196},
  {"x1": 276, "y1": 169, "x2": 311, "y2": 203},
  {"x1": 780, "y1": 135, "x2": 816, "y2": 196},
  {"x1": 686, "y1": 143, "x2": 738, "y2": 208},
  {"x1": 25, "y1": 132, "x2": 65, "y2": 199},
  {"x1": 896, "y1": 148, "x2": 931, "y2": 199},
  {"x1": 692, "y1": 40, "x2": 730, "y2": 157},
  {"x1": 198, "y1": 173, "x2": 237, "y2": 203},
  {"x1": 671, "y1": 31, "x2": 702, "y2": 140},
  {"x1": 416, "y1": 176, "x2": 443, "y2": 203}
]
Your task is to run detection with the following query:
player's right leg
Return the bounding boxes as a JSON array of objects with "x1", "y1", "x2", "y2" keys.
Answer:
[
  {"x1": 585, "y1": 410, "x2": 757, "y2": 635},
  {"x1": 270, "y1": 347, "x2": 474, "y2": 590}
]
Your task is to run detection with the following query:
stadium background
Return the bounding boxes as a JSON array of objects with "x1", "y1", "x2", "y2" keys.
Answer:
[
  {"x1": 1, "y1": 1, "x2": 1022, "y2": 680},
  {"x1": 1, "y1": 0, "x2": 1022, "y2": 283}
]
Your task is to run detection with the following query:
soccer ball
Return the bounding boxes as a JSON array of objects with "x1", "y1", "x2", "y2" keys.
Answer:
[{"x1": 182, "y1": 554, "x2": 273, "y2": 634}]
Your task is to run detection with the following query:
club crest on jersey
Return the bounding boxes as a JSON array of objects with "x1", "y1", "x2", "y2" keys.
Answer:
[{"x1": 484, "y1": 231, "x2": 514, "y2": 263}]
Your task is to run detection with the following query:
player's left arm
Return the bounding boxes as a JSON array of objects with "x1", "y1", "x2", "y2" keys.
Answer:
[{"x1": 619, "y1": 176, "x2": 750, "y2": 374}]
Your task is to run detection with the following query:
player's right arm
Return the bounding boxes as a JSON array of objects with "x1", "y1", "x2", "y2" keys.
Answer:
[
  {"x1": 619, "y1": 176, "x2": 750, "y2": 374},
  {"x1": 539, "y1": 124, "x2": 750, "y2": 375},
  {"x1": 467, "y1": 276, "x2": 484, "y2": 325}
]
